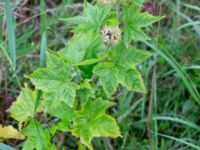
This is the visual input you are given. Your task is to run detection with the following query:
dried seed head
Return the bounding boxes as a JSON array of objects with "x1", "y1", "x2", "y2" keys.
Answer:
[
  {"x1": 98, "y1": 0, "x2": 114, "y2": 4},
  {"x1": 100, "y1": 26, "x2": 121, "y2": 46}
]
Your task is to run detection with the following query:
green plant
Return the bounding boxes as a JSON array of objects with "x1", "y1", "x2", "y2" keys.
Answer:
[{"x1": 8, "y1": 0, "x2": 162, "y2": 149}]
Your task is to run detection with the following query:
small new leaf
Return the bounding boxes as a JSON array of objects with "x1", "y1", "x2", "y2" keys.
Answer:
[{"x1": 72, "y1": 99, "x2": 121, "y2": 149}]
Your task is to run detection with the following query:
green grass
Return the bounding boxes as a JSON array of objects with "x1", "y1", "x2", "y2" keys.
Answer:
[
  {"x1": 5, "y1": 0, "x2": 16, "y2": 70},
  {"x1": 39, "y1": 0, "x2": 47, "y2": 67}
]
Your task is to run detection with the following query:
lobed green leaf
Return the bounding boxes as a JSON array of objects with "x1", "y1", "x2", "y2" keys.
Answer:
[
  {"x1": 22, "y1": 120, "x2": 56, "y2": 150},
  {"x1": 65, "y1": 3, "x2": 112, "y2": 32},
  {"x1": 94, "y1": 42, "x2": 150, "y2": 97},
  {"x1": 8, "y1": 85, "x2": 43, "y2": 123},
  {"x1": 27, "y1": 67, "x2": 79, "y2": 107},
  {"x1": 123, "y1": 5, "x2": 163, "y2": 44},
  {"x1": 72, "y1": 99, "x2": 121, "y2": 149}
]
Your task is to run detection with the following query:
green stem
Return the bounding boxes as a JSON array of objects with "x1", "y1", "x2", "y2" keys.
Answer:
[{"x1": 78, "y1": 141, "x2": 86, "y2": 150}]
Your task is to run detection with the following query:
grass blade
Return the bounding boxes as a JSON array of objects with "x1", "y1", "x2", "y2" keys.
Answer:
[
  {"x1": 158, "y1": 133, "x2": 200, "y2": 150},
  {"x1": 177, "y1": 21, "x2": 200, "y2": 30},
  {"x1": 0, "y1": 42, "x2": 21, "y2": 88},
  {"x1": 134, "y1": 115, "x2": 200, "y2": 131},
  {"x1": 162, "y1": 65, "x2": 200, "y2": 78},
  {"x1": 152, "y1": 62, "x2": 158, "y2": 150},
  {"x1": 118, "y1": 98, "x2": 143, "y2": 123},
  {"x1": 144, "y1": 41, "x2": 200, "y2": 105},
  {"x1": 40, "y1": 32, "x2": 47, "y2": 67},
  {"x1": 40, "y1": 0, "x2": 47, "y2": 67},
  {"x1": 173, "y1": 4, "x2": 200, "y2": 36},
  {"x1": 182, "y1": 2, "x2": 200, "y2": 12},
  {"x1": 5, "y1": 0, "x2": 16, "y2": 69},
  {"x1": 0, "y1": 42, "x2": 14, "y2": 70},
  {"x1": 0, "y1": 143, "x2": 16, "y2": 150}
]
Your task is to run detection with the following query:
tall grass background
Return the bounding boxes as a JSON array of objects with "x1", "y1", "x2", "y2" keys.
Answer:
[{"x1": 0, "y1": 0, "x2": 200, "y2": 149}]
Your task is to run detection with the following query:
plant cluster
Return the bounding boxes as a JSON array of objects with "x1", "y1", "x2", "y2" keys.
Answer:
[{"x1": 8, "y1": 0, "x2": 162, "y2": 149}]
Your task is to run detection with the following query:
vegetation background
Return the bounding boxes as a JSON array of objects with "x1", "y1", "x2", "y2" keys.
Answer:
[{"x1": 0, "y1": 0, "x2": 200, "y2": 149}]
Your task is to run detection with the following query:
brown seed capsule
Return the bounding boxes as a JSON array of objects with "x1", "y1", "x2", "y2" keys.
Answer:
[
  {"x1": 98, "y1": 0, "x2": 114, "y2": 4},
  {"x1": 100, "y1": 26, "x2": 121, "y2": 46}
]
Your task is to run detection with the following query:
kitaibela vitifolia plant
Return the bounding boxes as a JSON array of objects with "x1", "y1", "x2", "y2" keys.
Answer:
[{"x1": 8, "y1": 0, "x2": 163, "y2": 149}]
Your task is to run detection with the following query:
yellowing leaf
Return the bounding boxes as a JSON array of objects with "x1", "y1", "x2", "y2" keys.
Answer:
[
  {"x1": 72, "y1": 99, "x2": 121, "y2": 149},
  {"x1": 8, "y1": 85, "x2": 43, "y2": 123},
  {"x1": 0, "y1": 125, "x2": 25, "y2": 140}
]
